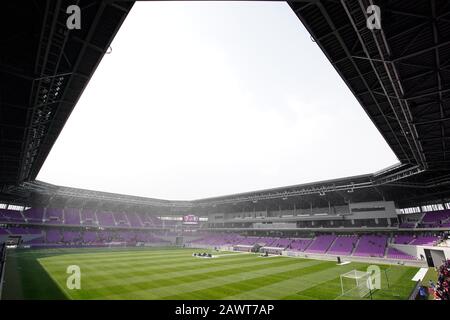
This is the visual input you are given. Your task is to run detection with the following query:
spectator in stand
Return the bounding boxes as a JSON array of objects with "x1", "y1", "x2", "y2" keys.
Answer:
[
  {"x1": 418, "y1": 286, "x2": 428, "y2": 300},
  {"x1": 428, "y1": 280, "x2": 436, "y2": 290},
  {"x1": 432, "y1": 259, "x2": 450, "y2": 300}
]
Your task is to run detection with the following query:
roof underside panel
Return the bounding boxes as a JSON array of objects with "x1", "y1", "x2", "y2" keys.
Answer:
[
  {"x1": 0, "y1": 0, "x2": 134, "y2": 186},
  {"x1": 289, "y1": 0, "x2": 450, "y2": 175}
]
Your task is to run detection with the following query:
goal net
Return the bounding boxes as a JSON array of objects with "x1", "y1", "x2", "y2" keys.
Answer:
[{"x1": 340, "y1": 270, "x2": 372, "y2": 299}]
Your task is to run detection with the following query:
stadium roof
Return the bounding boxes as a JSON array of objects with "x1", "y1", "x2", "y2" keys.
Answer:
[
  {"x1": 1, "y1": 0, "x2": 450, "y2": 210},
  {"x1": 290, "y1": 0, "x2": 450, "y2": 176},
  {"x1": 0, "y1": 1, "x2": 133, "y2": 186}
]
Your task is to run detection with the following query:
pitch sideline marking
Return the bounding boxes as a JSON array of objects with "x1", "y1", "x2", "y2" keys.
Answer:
[{"x1": 412, "y1": 267, "x2": 429, "y2": 281}]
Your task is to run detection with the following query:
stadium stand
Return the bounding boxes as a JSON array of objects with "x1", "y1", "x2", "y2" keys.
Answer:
[
  {"x1": 305, "y1": 235, "x2": 336, "y2": 254},
  {"x1": 45, "y1": 208, "x2": 64, "y2": 224},
  {"x1": 81, "y1": 210, "x2": 97, "y2": 226},
  {"x1": 46, "y1": 229, "x2": 62, "y2": 243},
  {"x1": 353, "y1": 235, "x2": 388, "y2": 258},
  {"x1": 399, "y1": 222, "x2": 416, "y2": 229},
  {"x1": 62, "y1": 231, "x2": 80, "y2": 243},
  {"x1": 23, "y1": 208, "x2": 44, "y2": 223},
  {"x1": 64, "y1": 208, "x2": 81, "y2": 225},
  {"x1": 386, "y1": 248, "x2": 417, "y2": 260},
  {"x1": 431, "y1": 260, "x2": 450, "y2": 300},
  {"x1": 82, "y1": 231, "x2": 98, "y2": 244},
  {"x1": 288, "y1": 238, "x2": 313, "y2": 252},
  {"x1": 126, "y1": 212, "x2": 143, "y2": 228},
  {"x1": 97, "y1": 212, "x2": 116, "y2": 227},
  {"x1": 269, "y1": 238, "x2": 293, "y2": 248},
  {"x1": 327, "y1": 235, "x2": 358, "y2": 255},
  {"x1": 386, "y1": 248, "x2": 416, "y2": 260},
  {"x1": 113, "y1": 212, "x2": 130, "y2": 227},
  {"x1": 0, "y1": 225, "x2": 172, "y2": 247},
  {"x1": 419, "y1": 210, "x2": 450, "y2": 228},
  {"x1": 0, "y1": 209, "x2": 25, "y2": 223},
  {"x1": 392, "y1": 235, "x2": 415, "y2": 245},
  {"x1": 186, "y1": 232, "x2": 449, "y2": 263},
  {"x1": 410, "y1": 236, "x2": 439, "y2": 246}
]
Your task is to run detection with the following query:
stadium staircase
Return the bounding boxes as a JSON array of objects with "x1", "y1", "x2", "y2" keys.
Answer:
[
  {"x1": 350, "y1": 236, "x2": 360, "y2": 256},
  {"x1": 112, "y1": 214, "x2": 118, "y2": 227},
  {"x1": 137, "y1": 214, "x2": 147, "y2": 226},
  {"x1": 42, "y1": 207, "x2": 48, "y2": 223},
  {"x1": 123, "y1": 214, "x2": 131, "y2": 227},
  {"x1": 94, "y1": 211, "x2": 99, "y2": 225},
  {"x1": 325, "y1": 236, "x2": 338, "y2": 254},
  {"x1": 383, "y1": 235, "x2": 392, "y2": 258},
  {"x1": 442, "y1": 217, "x2": 450, "y2": 225},
  {"x1": 415, "y1": 212, "x2": 428, "y2": 228},
  {"x1": 19, "y1": 211, "x2": 26, "y2": 222},
  {"x1": 303, "y1": 237, "x2": 314, "y2": 251}
]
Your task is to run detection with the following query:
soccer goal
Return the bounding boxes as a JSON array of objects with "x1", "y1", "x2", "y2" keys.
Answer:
[{"x1": 340, "y1": 270, "x2": 372, "y2": 299}]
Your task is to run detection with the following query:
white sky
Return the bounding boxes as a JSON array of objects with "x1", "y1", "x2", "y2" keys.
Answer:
[{"x1": 37, "y1": 1, "x2": 398, "y2": 200}]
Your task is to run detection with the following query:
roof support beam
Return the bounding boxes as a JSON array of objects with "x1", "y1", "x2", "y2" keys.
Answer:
[
  {"x1": 431, "y1": 0, "x2": 447, "y2": 162},
  {"x1": 311, "y1": 1, "x2": 412, "y2": 162},
  {"x1": 392, "y1": 40, "x2": 450, "y2": 63},
  {"x1": 341, "y1": 0, "x2": 425, "y2": 167}
]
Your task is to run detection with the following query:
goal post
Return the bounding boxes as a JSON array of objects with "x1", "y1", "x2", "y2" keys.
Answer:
[{"x1": 340, "y1": 270, "x2": 372, "y2": 299}]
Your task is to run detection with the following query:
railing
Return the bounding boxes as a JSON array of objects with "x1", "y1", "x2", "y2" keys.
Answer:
[{"x1": 408, "y1": 280, "x2": 422, "y2": 300}]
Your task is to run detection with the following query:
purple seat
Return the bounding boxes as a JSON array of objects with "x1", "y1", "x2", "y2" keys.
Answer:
[
  {"x1": 45, "y1": 208, "x2": 63, "y2": 224},
  {"x1": 46, "y1": 229, "x2": 62, "y2": 243},
  {"x1": 82, "y1": 231, "x2": 98, "y2": 243},
  {"x1": 305, "y1": 235, "x2": 336, "y2": 254},
  {"x1": 81, "y1": 210, "x2": 97, "y2": 225},
  {"x1": 7, "y1": 227, "x2": 30, "y2": 234},
  {"x1": 126, "y1": 212, "x2": 143, "y2": 228},
  {"x1": 399, "y1": 222, "x2": 416, "y2": 228},
  {"x1": 353, "y1": 235, "x2": 388, "y2": 257},
  {"x1": 410, "y1": 236, "x2": 438, "y2": 245},
  {"x1": 65, "y1": 208, "x2": 81, "y2": 225},
  {"x1": 97, "y1": 212, "x2": 116, "y2": 227},
  {"x1": 23, "y1": 208, "x2": 44, "y2": 223},
  {"x1": 113, "y1": 212, "x2": 130, "y2": 226},
  {"x1": 288, "y1": 238, "x2": 313, "y2": 251},
  {"x1": 0, "y1": 209, "x2": 25, "y2": 222},
  {"x1": 420, "y1": 210, "x2": 450, "y2": 228},
  {"x1": 117, "y1": 231, "x2": 136, "y2": 242},
  {"x1": 392, "y1": 235, "x2": 415, "y2": 245},
  {"x1": 386, "y1": 248, "x2": 416, "y2": 260},
  {"x1": 327, "y1": 235, "x2": 358, "y2": 255},
  {"x1": 24, "y1": 236, "x2": 45, "y2": 244},
  {"x1": 62, "y1": 231, "x2": 80, "y2": 242},
  {"x1": 269, "y1": 238, "x2": 292, "y2": 248}
]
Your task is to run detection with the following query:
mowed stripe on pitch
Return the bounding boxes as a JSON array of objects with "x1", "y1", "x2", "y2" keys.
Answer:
[
  {"x1": 39, "y1": 250, "x2": 253, "y2": 275},
  {"x1": 53, "y1": 256, "x2": 320, "y2": 299},
  {"x1": 163, "y1": 258, "x2": 336, "y2": 299},
  {"x1": 60, "y1": 255, "x2": 297, "y2": 290},
  {"x1": 38, "y1": 251, "x2": 257, "y2": 285},
  {"x1": 100, "y1": 258, "x2": 325, "y2": 299},
  {"x1": 42, "y1": 252, "x2": 322, "y2": 299},
  {"x1": 38, "y1": 249, "x2": 213, "y2": 265},
  {"x1": 40, "y1": 253, "x2": 272, "y2": 291},
  {"x1": 224, "y1": 262, "x2": 371, "y2": 300},
  {"x1": 29, "y1": 249, "x2": 418, "y2": 300}
]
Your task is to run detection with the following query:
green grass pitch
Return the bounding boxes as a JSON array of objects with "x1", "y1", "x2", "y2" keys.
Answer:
[{"x1": 2, "y1": 247, "x2": 419, "y2": 300}]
